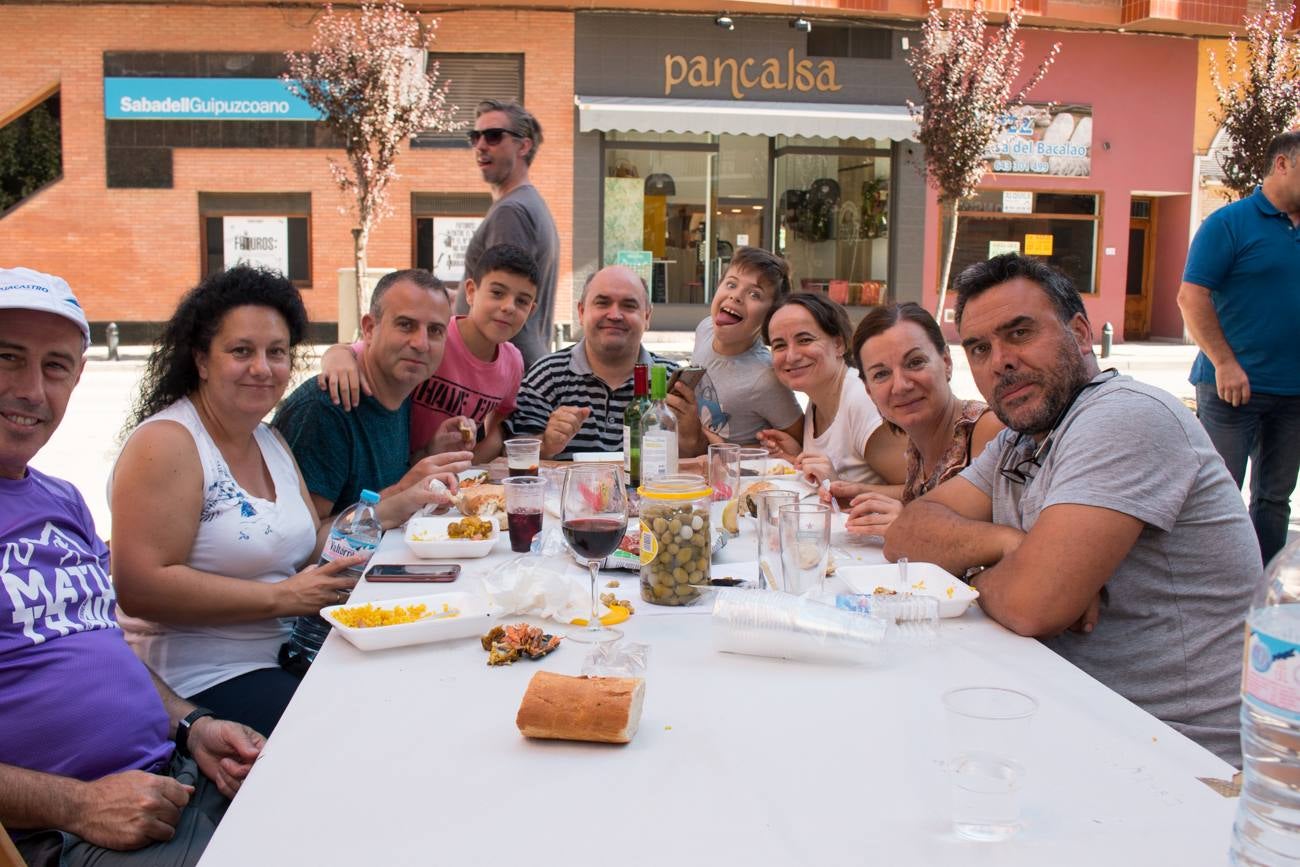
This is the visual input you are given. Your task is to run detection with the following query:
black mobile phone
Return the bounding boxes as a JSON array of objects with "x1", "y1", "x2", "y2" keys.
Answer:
[
  {"x1": 667, "y1": 366, "x2": 706, "y2": 393},
  {"x1": 366, "y1": 563, "x2": 461, "y2": 583}
]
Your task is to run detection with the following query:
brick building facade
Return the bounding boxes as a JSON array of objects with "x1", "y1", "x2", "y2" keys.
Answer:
[{"x1": 0, "y1": 4, "x2": 574, "y2": 341}]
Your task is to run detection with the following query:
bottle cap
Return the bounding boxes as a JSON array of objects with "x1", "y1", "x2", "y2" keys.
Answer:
[
  {"x1": 650, "y1": 364, "x2": 667, "y2": 400},
  {"x1": 634, "y1": 363, "x2": 649, "y2": 396},
  {"x1": 360, "y1": 489, "x2": 380, "y2": 504}
]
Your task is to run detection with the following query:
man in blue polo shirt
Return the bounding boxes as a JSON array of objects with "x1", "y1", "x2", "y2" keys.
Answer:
[{"x1": 1178, "y1": 129, "x2": 1300, "y2": 564}]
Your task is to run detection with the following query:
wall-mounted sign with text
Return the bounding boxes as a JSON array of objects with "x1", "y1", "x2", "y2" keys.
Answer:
[
  {"x1": 105, "y1": 78, "x2": 321, "y2": 121},
  {"x1": 664, "y1": 51, "x2": 841, "y2": 101},
  {"x1": 224, "y1": 216, "x2": 290, "y2": 275},
  {"x1": 984, "y1": 104, "x2": 1092, "y2": 177},
  {"x1": 431, "y1": 217, "x2": 484, "y2": 283}
]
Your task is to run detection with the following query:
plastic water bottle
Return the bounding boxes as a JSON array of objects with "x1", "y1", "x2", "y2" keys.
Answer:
[
  {"x1": 1232, "y1": 539, "x2": 1300, "y2": 865},
  {"x1": 279, "y1": 489, "x2": 382, "y2": 674}
]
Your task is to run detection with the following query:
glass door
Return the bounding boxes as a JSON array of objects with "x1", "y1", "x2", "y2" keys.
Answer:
[
  {"x1": 772, "y1": 135, "x2": 892, "y2": 307},
  {"x1": 603, "y1": 134, "x2": 718, "y2": 306}
]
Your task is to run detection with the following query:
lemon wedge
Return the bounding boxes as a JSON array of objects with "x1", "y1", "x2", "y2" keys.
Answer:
[
  {"x1": 721, "y1": 498, "x2": 739, "y2": 534},
  {"x1": 571, "y1": 604, "x2": 631, "y2": 627}
]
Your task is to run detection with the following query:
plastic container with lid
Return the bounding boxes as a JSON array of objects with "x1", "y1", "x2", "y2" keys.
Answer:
[{"x1": 638, "y1": 474, "x2": 712, "y2": 606}]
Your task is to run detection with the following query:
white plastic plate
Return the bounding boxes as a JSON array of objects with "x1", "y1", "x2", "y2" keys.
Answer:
[
  {"x1": 458, "y1": 467, "x2": 493, "y2": 486},
  {"x1": 321, "y1": 591, "x2": 496, "y2": 652},
  {"x1": 739, "y1": 457, "x2": 798, "y2": 478},
  {"x1": 405, "y1": 516, "x2": 499, "y2": 559},
  {"x1": 836, "y1": 561, "x2": 979, "y2": 618}
]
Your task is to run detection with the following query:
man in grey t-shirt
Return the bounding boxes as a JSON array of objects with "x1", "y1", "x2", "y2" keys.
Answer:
[
  {"x1": 456, "y1": 99, "x2": 559, "y2": 368},
  {"x1": 885, "y1": 254, "x2": 1258, "y2": 765}
]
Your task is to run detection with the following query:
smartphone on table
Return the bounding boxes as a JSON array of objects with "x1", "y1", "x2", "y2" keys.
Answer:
[{"x1": 365, "y1": 563, "x2": 461, "y2": 583}]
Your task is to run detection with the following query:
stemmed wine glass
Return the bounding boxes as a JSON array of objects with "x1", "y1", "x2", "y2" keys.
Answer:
[{"x1": 561, "y1": 464, "x2": 628, "y2": 644}]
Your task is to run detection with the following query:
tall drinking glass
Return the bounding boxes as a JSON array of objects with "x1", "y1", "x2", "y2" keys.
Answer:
[
  {"x1": 755, "y1": 490, "x2": 798, "y2": 590},
  {"x1": 942, "y1": 687, "x2": 1038, "y2": 842},
  {"x1": 561, "y1": 464, "x2": 628, "y2": 643},
  {"x1": 778, "y1": 503, "x2": 831, "y2": 595},
  {"x1": 707, "y1": 443, "x2": 741, "y2": 503},
  {"x1": 737, "y1": 447, "x2": 768, "y2": 481}
]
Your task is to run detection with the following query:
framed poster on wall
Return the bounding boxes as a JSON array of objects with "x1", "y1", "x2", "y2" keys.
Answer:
[
  {"x1": 223, "y1": 216, "x2": 289, "y2": 275},
  {"x1": 431, "y1": 216, "x2": 483, "y2": 282}
]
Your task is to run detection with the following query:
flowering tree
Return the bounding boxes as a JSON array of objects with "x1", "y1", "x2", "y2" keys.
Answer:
[
  {"x1": 907, "y1": 0, "x2": 1059, "y2": 318},
  {"x1": 284, "y1": 0, "x2": 457, "y2": 328},
  {"x1": 1209, "y1": 0, "x2": 1300, "y2": 200}
]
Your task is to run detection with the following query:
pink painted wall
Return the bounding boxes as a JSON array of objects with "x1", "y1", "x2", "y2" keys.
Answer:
[
  {"x1": 1150, "y1": 193, "x2": 1191, "y2": 339},
  {"x1": 921, "y1": 29, "x2": 1198, "y2": 342}
]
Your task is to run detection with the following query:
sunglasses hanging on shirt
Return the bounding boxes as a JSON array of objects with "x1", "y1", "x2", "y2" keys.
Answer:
[{"x1": 999, "y1": 369, "x2": 1120, "y2": 485}]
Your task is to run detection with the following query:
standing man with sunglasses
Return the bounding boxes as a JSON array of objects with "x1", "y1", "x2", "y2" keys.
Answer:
[
  {"x1": 885, "y1": 254, "x2": 1257, "y2": 765},
  {"x1": 456, "y1": 99, "x2": 559, "y2": 369}
]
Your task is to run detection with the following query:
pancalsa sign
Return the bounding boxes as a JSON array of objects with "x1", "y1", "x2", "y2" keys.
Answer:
[{"x1": 664, "y1": 51, "x2": 841, "y2": 100}]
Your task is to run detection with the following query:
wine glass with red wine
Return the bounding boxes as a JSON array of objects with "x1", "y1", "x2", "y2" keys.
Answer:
[{"x1": 561, "y1": 464, "x2": 628, "y2": 643}]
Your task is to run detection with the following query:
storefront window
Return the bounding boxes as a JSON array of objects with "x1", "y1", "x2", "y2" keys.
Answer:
[
  {"x1": 716, "y1": 134, "x2": 769, "y2": 281},
  {"x1": 950, "y1": 191, "x2": 1100, "y2": 294},
  {"x1": 773, "y1": 135, "x2": 891, "y2": 307},
  {"x1": 604, "y1": 132, "x2": 717, "y2": 305}
]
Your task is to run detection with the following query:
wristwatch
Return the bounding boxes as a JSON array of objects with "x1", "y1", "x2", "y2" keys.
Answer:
[{"x1": 175, "y1": 707, "x2": 216, "y2": 757}]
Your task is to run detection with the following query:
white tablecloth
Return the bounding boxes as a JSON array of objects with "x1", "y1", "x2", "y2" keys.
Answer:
[{"x1": 198, "y1": 521, "x2": 1238, "y2": 866}]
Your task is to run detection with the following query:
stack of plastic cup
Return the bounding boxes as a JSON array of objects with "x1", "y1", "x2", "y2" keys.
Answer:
[{"x1": 711, "y1": 589, "x2": 890, "y2": 665}]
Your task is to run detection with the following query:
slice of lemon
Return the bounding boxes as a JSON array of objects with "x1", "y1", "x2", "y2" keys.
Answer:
[
  {"x1": 571, "y1": 604, "x2": 631, "y2": 627},
  {"x1": 721, "y1": 498, "x2": 739, "y2": 534}
]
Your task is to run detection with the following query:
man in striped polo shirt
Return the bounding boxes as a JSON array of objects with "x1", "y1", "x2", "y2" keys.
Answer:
[{"x1": 508, "y1": 265, "x2": 677, "y2": 459}]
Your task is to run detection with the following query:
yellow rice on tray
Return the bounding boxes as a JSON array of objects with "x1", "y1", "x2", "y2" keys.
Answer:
[{"x1": 331, "y1": 601, "x2": 460, "y2": 629}]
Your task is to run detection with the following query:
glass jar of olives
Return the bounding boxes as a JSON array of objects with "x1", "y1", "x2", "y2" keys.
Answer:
[{"x1": 638, "y1": 474, "x2": 713, "y2": 606}]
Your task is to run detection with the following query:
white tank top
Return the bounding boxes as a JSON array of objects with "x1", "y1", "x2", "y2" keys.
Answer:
[
  {"x1": 113, "y1": 396, "x2": 317, "y2": 697},
  {"x1": 803, "y1": 367, "x2": 887, "y2": 486}
]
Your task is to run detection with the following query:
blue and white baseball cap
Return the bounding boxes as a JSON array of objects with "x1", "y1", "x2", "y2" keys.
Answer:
[{"x1": 0, "y1": 267, "x2": 91, "y2": 349}]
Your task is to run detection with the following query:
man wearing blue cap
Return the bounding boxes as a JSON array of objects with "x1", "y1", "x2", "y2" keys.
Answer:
[{"x1": 0, "y1": 268, "x2": 263, "y2": 866}]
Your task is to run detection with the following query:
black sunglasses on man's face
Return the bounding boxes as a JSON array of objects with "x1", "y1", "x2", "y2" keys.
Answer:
[{"x1": 467, "y1": 127, "x2": 523, "y2": 146}]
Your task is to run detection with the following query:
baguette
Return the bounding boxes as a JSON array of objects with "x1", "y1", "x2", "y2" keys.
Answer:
[{"x1": 516, "y1": 671, "x2": 646, "y2": 744}]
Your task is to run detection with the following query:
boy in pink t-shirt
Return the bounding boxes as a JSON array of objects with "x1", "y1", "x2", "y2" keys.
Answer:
[{"x1": 320, "y1": 244, "x2": 538, "y2": 463}]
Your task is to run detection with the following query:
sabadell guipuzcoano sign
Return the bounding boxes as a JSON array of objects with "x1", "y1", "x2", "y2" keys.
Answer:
[{"x1": 104, "y1": 77, "x2": 322, "y2": 121}]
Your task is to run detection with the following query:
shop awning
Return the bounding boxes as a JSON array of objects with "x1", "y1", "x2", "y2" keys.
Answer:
[{"x1": 575, "y1": 95, "x2": 918, "y2": 141}]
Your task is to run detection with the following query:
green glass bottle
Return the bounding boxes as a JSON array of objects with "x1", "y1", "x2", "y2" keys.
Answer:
[{"x1": 623, "y1": 363, "x2": 651, "y2": 487}]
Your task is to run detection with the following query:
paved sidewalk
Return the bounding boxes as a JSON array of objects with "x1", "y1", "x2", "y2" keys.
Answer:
[{"x1": 37, "y1": 339, "x2": 1296, "y2": 555}]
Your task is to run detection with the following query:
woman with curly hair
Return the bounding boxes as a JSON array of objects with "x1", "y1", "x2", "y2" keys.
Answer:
[{"x1": 109, "y1": 266, "x2": 359, "y2": 735}]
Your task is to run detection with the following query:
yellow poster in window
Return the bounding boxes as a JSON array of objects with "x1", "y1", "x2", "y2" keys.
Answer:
[{"x1": 1024, "y1": 234, "x2": 1054, "y2": 256}]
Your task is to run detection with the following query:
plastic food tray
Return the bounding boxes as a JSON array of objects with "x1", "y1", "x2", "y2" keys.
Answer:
[
  {"x1": 835, "y1": 561, "x2": 979, "y2": 618},
  {"x1": 404, "y1": 516, "x2": 500, "y2": 559},
  {"x1": 321, "y1": 591, "x2": 496, "y2": 651}
]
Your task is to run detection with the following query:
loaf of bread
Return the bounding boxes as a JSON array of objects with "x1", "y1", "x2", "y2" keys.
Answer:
[
  {"x1": 456, "y1": 484, "x2": 505, "y2": 516},
  {"x1": 515, "y1": 671, "x2": 646, "y2": 744}
]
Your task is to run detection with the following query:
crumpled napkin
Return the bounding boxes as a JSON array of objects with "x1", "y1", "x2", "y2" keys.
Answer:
[
  {"x1": 414, "y1": 477, "x2": 453, "y2": 519},
  {"x1": 482, "y1": 554, "x2": 608, "y2": 624}
]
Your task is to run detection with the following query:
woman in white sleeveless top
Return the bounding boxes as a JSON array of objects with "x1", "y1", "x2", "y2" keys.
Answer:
[
  {"x1": 110, "y1": 267, "x2": 359, "y2": 736},
  {"x1": 757, "y1": 293, "x2": 907, "y2": 488}
]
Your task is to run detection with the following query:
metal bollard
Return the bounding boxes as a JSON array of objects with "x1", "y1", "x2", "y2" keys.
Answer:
[
  {"x1": 1101, "y1": 322, "x2": 1113, "y2": 359},
  {"x1": 106, "y1": 322, "x2": 120, "y2": 361}
]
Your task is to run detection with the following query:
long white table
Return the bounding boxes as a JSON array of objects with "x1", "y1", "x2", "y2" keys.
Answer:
[{"x1": 199, "y1": 521, "x2": 1238, "y2": 866}]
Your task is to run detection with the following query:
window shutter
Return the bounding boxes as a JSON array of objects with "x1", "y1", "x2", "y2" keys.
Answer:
[{"x1": 412, "y1": 53, "x2": 524, "y2": 148}]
